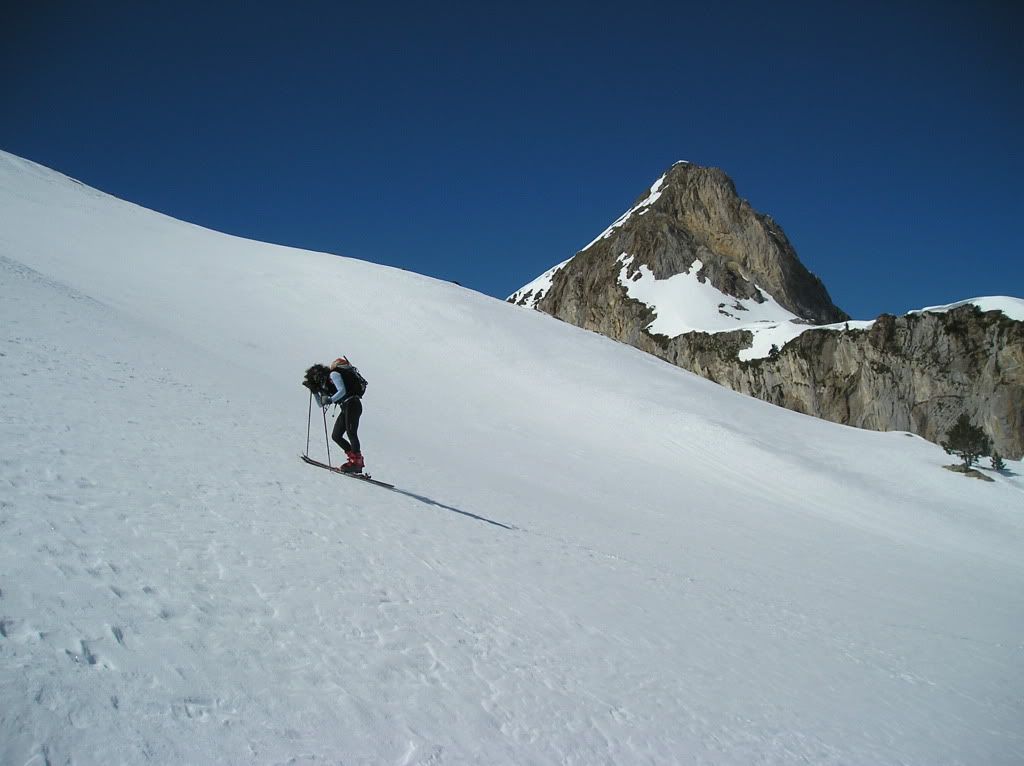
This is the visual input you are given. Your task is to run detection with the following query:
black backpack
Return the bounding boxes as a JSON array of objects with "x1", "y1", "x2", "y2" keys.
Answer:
[{"x1": 342, "y1": 365, "x2": 368, "y2": 398}]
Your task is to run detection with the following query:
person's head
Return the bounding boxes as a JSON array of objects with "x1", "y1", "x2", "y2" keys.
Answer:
[{"x1": 330, "y1": 356, "x2": 349, "y2": 370}]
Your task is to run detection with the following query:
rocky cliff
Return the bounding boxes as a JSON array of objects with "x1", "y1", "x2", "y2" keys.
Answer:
[
  {"x1": 657, "y1": 306, "x2": 1024, "y2": 460},
  {"x1": 511, "y1": 163, "x2": 1024, "y2": 459}
]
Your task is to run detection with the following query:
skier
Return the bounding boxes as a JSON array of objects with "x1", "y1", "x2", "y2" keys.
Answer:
[{"x1": 317, "y1": 356, "x2": 367, "y2": 473}]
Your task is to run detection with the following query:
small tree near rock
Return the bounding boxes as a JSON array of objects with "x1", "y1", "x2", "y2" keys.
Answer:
[
  {"x1": 941, "y1": 414, "x2": 990, "y2": 470},
  {"x1": 990, "y1": 452, "x2": 1006, "y2": 471}
]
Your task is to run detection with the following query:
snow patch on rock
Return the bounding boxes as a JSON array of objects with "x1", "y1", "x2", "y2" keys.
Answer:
[
  {"x1": 580, "y1": 173, "x2": 670, "y2": 252},
  {"x1": 507, "y1": 257, "x2": 573, "y2": 307},
  {"x1": 616, "y1": 253, "x2": 800, "y2": 338},
  {"x1": 912, "y1": 296, "x2": 1024, "y2": 322}
]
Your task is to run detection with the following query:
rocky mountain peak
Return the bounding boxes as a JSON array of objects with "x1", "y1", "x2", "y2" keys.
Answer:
[{"x1": 512, "y1": 162, "x2": 848, "y2": 328}]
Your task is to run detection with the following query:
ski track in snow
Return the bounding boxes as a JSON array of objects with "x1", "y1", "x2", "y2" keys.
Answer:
[{"x1": 2, "y1": 152, "x2": 1024, "y2": 765}]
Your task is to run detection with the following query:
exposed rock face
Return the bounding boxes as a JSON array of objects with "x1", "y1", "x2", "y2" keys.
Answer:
[
  {"x1": 512, "y1": 163, "x2": 1024, "y2": 459},
  {"x1": 657, "y1": 306, "x2": 1024, "y2": 460},
  {"x1": 514, "y1": 162, "x2": 848, "y2": 325}
]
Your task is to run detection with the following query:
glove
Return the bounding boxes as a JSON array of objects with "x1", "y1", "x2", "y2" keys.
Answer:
[{"x1": 320, "y1": 396, "x2": 335, "y2": 408}]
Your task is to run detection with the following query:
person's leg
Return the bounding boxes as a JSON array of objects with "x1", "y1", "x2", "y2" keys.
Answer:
[
  {"x1": 331, "y1": 411, "x2": 351, "y2": 452},
  {"x1": 346, "y1": 398, "x2": 363, "y2": 455}
]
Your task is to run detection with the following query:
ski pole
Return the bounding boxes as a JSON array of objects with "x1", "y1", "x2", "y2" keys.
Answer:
[
  {"x1": 306, "y1": 391, "x2": 313, "y2": 457},
  {"x1": 322, "y1": 404, "x2": 333, "y2": 468}
]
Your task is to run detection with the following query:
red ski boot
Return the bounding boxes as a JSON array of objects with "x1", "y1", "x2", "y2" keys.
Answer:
[{"x1": 340, "y1": 451, "x2": 365, "y2": 474}]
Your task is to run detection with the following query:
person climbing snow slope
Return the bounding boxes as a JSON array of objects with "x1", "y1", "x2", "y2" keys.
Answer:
[{"x1": 316, "y1": 356, "x2": 368, "y2": 473}]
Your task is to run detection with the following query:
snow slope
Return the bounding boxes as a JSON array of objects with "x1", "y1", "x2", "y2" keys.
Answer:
[{"x1": 1, "y1": 150, "x2": 1022, "y2": 765}]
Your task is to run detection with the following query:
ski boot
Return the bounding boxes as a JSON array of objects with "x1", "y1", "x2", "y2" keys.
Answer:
[{"x1": 340, "y1": 451, "x2": 365, "y2": 474}]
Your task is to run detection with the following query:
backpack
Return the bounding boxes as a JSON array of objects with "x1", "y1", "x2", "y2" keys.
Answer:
[{"x1": 343, "y1": 365, "x2": 368, "y2": 398}]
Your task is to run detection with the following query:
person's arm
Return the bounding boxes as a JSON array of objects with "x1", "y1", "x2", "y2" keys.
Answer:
[{"x1": 325, "y1": 370, "x2": 347, "y2": 404}]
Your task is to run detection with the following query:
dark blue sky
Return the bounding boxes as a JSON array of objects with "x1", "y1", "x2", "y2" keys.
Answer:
[{"x1": 3, "y1": 1, "x2": 1021, "y2": 318}]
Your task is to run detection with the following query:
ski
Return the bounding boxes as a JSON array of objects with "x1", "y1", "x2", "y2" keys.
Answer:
[{"x1": 300, "y1": 455, "x2": 396, "y2": 488}]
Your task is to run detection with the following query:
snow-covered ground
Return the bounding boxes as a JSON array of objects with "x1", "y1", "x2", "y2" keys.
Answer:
[{"x1": 1, "y1": 150, "x2": 1022, "y2": 765}]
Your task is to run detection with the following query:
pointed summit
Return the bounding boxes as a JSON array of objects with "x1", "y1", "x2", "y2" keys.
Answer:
[{"x1": 511, "y1": 163, "x2": 847, "y2": 332}]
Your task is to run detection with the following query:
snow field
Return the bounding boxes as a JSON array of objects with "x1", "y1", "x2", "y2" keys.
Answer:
[{"x1": 1, "y1": 150, "x2": 1023, "y2": 764}]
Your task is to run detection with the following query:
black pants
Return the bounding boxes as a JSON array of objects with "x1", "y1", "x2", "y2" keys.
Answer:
[{"x1": 331, "y1": 397, "x2": 362, "y2": 453}]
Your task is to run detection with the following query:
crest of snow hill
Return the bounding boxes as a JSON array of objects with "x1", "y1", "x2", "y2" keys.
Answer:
[{"x1": 510, "y1": 162, "x2": 1024, "y2": 460}]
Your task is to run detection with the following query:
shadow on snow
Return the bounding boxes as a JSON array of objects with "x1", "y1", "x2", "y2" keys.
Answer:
[
  {"x1": 388, "y1": 487, "x2": 516, "y2": 530},
  {"x1": 301, "y1": 454, "x2": 515, "y2": 530}
]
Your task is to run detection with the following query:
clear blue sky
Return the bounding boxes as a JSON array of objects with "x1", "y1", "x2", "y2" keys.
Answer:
[{"x1": 3, "y1": 1, "x2": 1021, "y2": 318}]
